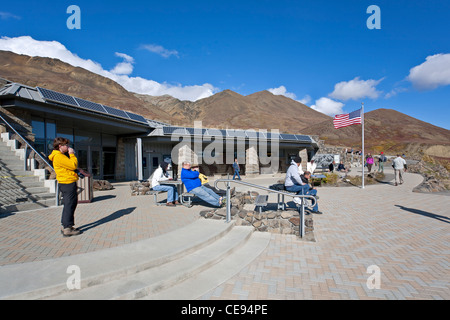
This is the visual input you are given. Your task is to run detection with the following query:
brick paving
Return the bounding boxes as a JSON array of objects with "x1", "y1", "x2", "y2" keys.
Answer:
[
  {"x1": 0, "y1": 182, "x2": 199, "y2": 265},
  {"x1": 200, "y1": 170, "x2": 450, "y2": 300},
  {"x1": 0, "y1": 169, "x2": 449, "y2": 299}
]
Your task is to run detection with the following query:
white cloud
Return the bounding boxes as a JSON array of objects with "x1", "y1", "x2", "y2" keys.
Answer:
[
  {"x1": 268, "y1": 85, "x2": 297, "y2": 100},
  {"x1": 329, "y1": 77, "x2": 383, "y2": 101},
  {"x1": 310, "y1": 97, "x2": 344, "y2": 116},
  {"x1": 267, "y1": 86, "x2": 311, "y2": 105},
  {"x1": 298, "y1": 94, "x2": 312, "y2": 105},
  {"x1": 141, "y1": 44, "x2": 179, "y2": 58},
  {"x1": 407, "y1": 53, "x2": 450, "y2": 90},
  {"x1": 0, "y1": 36, "x2": 217, "y2": 101},
  {"x1": 109, "y1": 52, "x2": 135, "y2": 75},
  {"x1": 0, "y1": 12, "x2": 21, "y2": 20}
]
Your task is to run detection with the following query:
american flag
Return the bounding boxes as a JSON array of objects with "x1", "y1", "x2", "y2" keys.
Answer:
[{"x1": 333, "y1": 108, "x2": 362, "y2": 129}]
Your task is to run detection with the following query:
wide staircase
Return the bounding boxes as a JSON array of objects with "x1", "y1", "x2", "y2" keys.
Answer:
[
  {"x1": 0, "y1": 219, "x2": 271, "y2": 300},
  {"x1": 0, "y1": 133, "x2": 56, "y2": 213}
]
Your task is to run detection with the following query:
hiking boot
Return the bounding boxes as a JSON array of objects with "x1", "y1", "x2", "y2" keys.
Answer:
[{"x1": 62, "y1": 227, "x2": 81, "y2": 237}]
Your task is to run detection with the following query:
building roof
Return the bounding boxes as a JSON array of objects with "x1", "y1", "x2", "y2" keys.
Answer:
[
  {"x1": 0, "y1": 81, "x2": 318, "y2": 147},
  {"x1": 0, "y1": 81, "x2": 169, "y2": 129}
]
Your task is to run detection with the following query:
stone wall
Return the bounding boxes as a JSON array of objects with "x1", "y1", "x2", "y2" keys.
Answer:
[{"x1": 199, "y1": 191, "x2": 315, "y2": 241}]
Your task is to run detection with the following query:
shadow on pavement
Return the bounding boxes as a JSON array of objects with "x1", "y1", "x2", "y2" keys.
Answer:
[
  {"x1": 79, "y1": 207, "x2": 136, "y2": 232},
  {"x1": 395, "y1": 205, "x2": 450, "y2": 224}
]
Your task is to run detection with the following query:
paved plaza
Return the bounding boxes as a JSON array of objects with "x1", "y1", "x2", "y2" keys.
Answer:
[{"x1": 0, "y1": 167, "x2": 449, "y2": 300}]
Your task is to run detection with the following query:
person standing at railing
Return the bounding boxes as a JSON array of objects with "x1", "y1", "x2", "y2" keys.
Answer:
[{"x1": 49, "y1": 137, "x2": 81, "y2": 237}]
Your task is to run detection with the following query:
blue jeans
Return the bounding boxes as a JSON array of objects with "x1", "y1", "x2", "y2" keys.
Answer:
[
  {"x1": 285, "y1": 184, "x2": 319, "y2": 212},
  {"x1": 191, "y1": 185, "x2": 221, "y2": 207},
  {"x1": 153, "y1": 184, "x2": 179, "y2": 203},
  {"x1": 233, "y1": 170, "x2": 241, "y2": 180}
]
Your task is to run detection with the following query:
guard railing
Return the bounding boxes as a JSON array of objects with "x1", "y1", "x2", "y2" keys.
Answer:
[
  {"x1": 0, "y1": 113, "x2": 58, "y2": 206},
  {"x1": 214, "y1": 177, "x2": 317, "y2": 238}
]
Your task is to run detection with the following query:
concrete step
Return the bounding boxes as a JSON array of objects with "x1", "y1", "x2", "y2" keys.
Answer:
[
  {"x1": 145, "y1": 231, "x2": 271, "y2": 300},
  {"x1": 0, "y1": 219, "x2": 236, "y2": 299},
  {"x1": 1, "y1": 180, "x2": 44, "y2": 189},
  {"x1": 1, "y1": 198, "x2": 56, "y2": 213},
  {"x1": 0, "y1": 155, "x2": 23, "y2": 161},
  {"x1": 51, "y1": 225, "x2": 257, "y2": 300},
  {"x1": 0, "y1": 186, "x2": 50, "y2": 195},
  {"x1": 0, "y1": 176, "x2": 40, "y2": 184},
  {"x1": 0, "y1": 163, "x2": 27, "y2": 170}
]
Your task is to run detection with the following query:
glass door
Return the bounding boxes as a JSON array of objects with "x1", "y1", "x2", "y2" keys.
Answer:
[{"x1": 76, "y1": 146, "x2": 101, "y2": 179}]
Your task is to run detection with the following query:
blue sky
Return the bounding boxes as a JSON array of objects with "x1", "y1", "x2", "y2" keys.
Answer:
[{"x1": 0, "y1": 0, "x2": 449, "y2": 129}]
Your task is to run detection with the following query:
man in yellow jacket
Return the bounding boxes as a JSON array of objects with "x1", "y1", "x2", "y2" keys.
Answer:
[{"x1": 49, "y1": 137, "x2": 81, "y2": 237}]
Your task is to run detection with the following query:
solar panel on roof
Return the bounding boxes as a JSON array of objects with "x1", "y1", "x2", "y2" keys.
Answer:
[
  {"x1": 101, "y1": 105, "x2": 130, "y2": 119},
  {"x1": 163, "y1": 127, "x2": 187, "y2": 135},
  {"x1": 185, "y1": 128, "x2": 207, "y2": 135},
  {"x1": 74, "y1": 97, "x2": 106, "y2": 113},
  {"x1": 125, "y1": 111, "x2": 147, "y2": 123},
  {"x1": 265, "y1": 132, "x2": 281, "y2": 140},
  {"x1": 37, "y1": 87, "x2": 78, "y2": 106},
  {"x1": 226, "y1": 130, "x2": 246, "y2": 138},
  {"x1": 295, "y1": 135, "x2": 312, "y2": 142},
  {"x1": 280, "y1": 134, "x2": 298, "y2": 141},
  {"x1": 245, "y1": 130, "x2": 264, "y2": 139},
  {"x1": 205, "y1": 129, "x2": 227, "y2": 137}
]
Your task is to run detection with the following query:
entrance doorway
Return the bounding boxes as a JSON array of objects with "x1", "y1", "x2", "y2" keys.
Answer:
[{"x1": 77, "y1": 146, "x2": 101, "y2": 179}]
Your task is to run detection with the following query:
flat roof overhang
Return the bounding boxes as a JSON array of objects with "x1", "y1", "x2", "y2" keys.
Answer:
[
  {"x1": 0, "y1": 97, "x2": 151, "y2": 136},
  {"x1": 136, "y1": 135, "x2": 317, "y2": 149}
]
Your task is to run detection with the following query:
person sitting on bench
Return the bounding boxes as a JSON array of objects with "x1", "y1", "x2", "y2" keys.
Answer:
[
  {"x1": 191, "y1": 164, "x2": 231, "y2": 197},
  {"x1": 285, "y1": 157, "x2": 322, "y2": 214},
  {"x1": 181, "y1": 161, "x2": 223, "y2": 207},
  {"x1": 150, "y1": 161, "x2": 179, "y2": 206}
]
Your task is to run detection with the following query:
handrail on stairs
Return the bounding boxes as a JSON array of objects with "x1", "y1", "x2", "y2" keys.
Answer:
[
  {"x1": 0, "y1": 113, "x2": 59, "y2": 207},
  {"x1": 0, "y1": 113, "x2": 54, "y2": 171},
  {"x1": 214, "y1": 177, "x2": 317, "y2": 238}
]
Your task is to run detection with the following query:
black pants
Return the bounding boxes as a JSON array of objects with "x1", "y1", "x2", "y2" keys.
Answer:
[{"x1": 59, "y1": 182, "x2": 78, "y2": 228}]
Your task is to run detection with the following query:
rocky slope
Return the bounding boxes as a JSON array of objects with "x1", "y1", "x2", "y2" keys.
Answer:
[{"x1": 1, "y1": 50, "x2": 449, "y2": 158}]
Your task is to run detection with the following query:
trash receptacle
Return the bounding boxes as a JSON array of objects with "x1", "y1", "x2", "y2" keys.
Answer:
[{"x1": 76, "y1": 170, "x2": 94, "y2": 203}]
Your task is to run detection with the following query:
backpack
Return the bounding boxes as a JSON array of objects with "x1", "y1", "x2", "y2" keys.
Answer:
[{"x1": 269, "y1": 183, "x2": 286, "y2": 191}]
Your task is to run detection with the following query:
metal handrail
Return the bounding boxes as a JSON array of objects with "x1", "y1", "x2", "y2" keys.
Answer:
[
  {"x1": 214, "y1": 178, "x2": 318, "y2": 238},
  {"x1": 0, "y1": 113, "x2": 54, "y2": 171}
]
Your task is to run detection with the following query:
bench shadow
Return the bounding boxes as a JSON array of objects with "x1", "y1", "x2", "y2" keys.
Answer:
[
  {"x1": 78, "y1": 207, "x2": 136, "y2": 232},
  {"x1": 92, "y1": 195, "x2": 117, "y2": 202},
  {"x1": 395, "y1": 205, "x2": 450, "y2": 224}
]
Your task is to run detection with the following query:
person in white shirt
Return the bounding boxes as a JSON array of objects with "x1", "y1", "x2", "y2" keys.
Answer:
[
  {"x1": 150, "y1": 161, "x2": 179, "y2": 206},
  {"x1": 307, "y1": 160, "x2": 317, "y2": 175},
  {"x1": 392, "y1": 154, "x2": 407, "y2": 186}
]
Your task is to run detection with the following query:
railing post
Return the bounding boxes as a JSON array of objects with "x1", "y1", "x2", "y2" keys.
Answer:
[
  {"x1": 226, "y1": 174, "x2": 231, "y2": 223},
  {"x1": 24, "y1": 144, "x2": 28, "y2": 171},
  {"x1": 55, "y1": 181, "x2": 60, "y2": 207}
]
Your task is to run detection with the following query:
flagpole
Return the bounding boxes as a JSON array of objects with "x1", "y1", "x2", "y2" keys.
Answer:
[{"x1": 361, "y1": 102, "x2": 365, "y2": 189}]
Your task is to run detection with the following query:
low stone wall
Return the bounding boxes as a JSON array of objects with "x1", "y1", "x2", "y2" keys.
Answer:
[
  {"x1": 199, "y1": 191, "x2": 315, "y2": 241},
  {"x1": 130, "y1": 181, "x2": 151, "y2": 196}
]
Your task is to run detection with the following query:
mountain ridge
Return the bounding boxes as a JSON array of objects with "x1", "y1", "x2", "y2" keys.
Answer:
[{"x1": 1, "y1": 50, "x2": 449, "y2": 156}]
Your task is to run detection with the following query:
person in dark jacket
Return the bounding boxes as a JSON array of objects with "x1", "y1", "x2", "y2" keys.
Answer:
[{"x1": 232, "y1": 158, "x2": 241, "y2": 180}]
